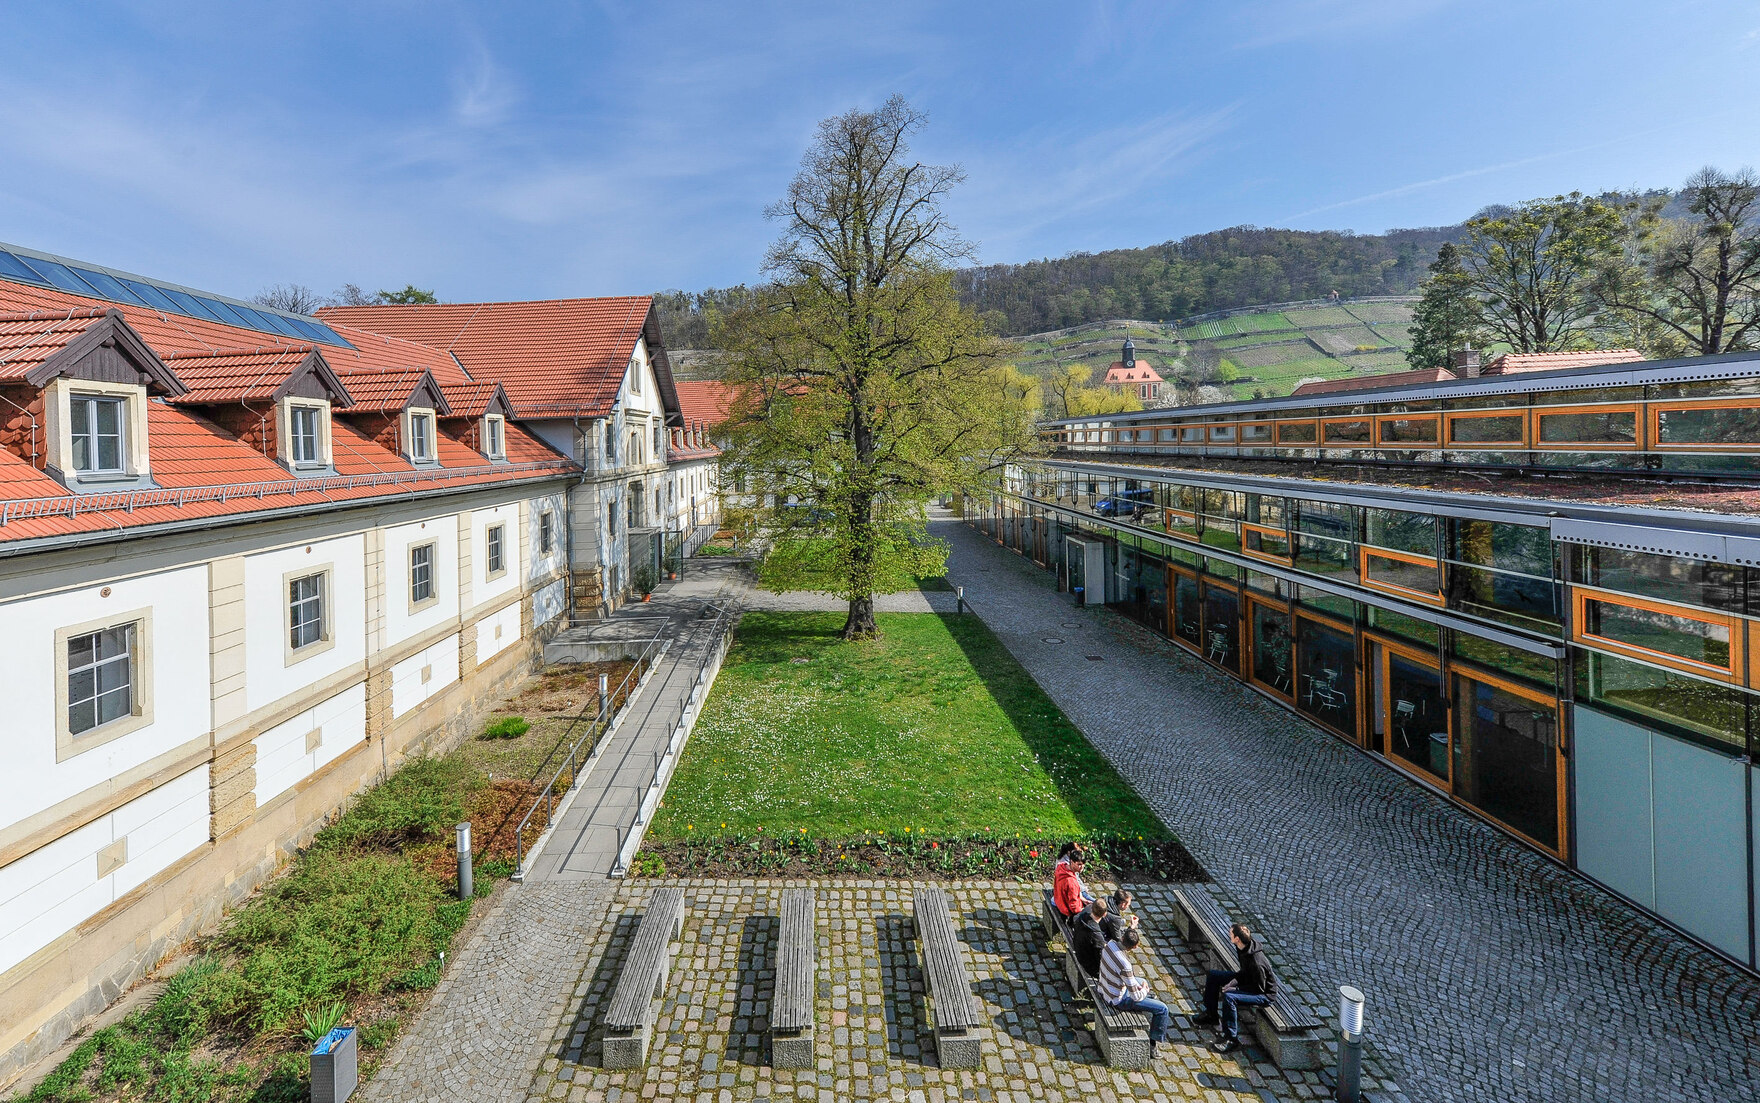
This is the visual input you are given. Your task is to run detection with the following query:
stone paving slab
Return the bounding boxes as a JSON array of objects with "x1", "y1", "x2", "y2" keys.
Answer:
[
  {"x1": 936, "y1": 511, "x2": 1760, "y2": 1102},
  {"x1": 529, "y1": 879, "x2": 1402, "y2": 1102}
]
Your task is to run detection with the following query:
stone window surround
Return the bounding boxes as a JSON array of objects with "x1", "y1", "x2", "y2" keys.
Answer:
[
  {"x1": 277, "y1": 397, "x2": 334, "y2": 470},
  {"x1": 53, "y1": 605, "x2": 155, "y2": 763},
  {"x1": 539, "y1": 511, "x2": 556, "y2": 555},
  {"x1": 42, "y1": 378, "x2": 152, "y2": 487},
  {"x1": 408, "y1": 541, "x2": 440, "y2": 613},
  {"x1": 485, "y1": 524, "x2": 508, "y2": 580},
  {"x1": 283, "y1": 563, "x2": 336, "y2": 667}
]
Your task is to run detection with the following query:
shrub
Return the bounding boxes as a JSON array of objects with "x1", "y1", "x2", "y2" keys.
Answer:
[
  {"x1": 313, "y1": 756, "x2": 478, "y2": 853},
  {"x1": 480, "y1": 716, "x2": 531, "y2": 740}
]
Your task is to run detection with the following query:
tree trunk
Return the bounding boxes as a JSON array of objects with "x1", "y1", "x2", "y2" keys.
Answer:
[{"x1": 842, "y1": 594, "x2": 877, "y2": 639}]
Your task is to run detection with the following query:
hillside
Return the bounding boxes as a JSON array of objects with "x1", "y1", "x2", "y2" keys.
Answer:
[{"x1": 1010, "y1": 296, "x2": 1417, "y2": 403}]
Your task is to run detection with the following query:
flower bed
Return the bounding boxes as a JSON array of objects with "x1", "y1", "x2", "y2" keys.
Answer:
[{"x1": 631, "y1": 832, "x2": 1206, "y2": 883}]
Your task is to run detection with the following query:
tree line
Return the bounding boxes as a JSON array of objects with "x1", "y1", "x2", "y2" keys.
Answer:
[{"x1": 1406, "y1": 170, "x2": 1760, "y2": 367}]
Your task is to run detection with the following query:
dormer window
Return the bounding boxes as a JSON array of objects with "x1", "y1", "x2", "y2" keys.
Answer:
[
  {"x1": 482, "y1": 414, "x2": 506, "y2": 460},
  {"x1": 45, "y1": 378, "x2": 152, "y2": 489},
  {"x1": 279, "y1": 398, "x2": 333, "y2": 472},
  {"x1": 406, "y1": 408, "x2": 436, "y2": 464}
]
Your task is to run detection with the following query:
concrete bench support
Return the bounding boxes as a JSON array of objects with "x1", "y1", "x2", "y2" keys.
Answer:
[
  {"x1": 770, "y1": 888, "x2": 816, "y2": 1068},
  {"x1": 914, "y1": 886, "x2": 984, "y2": 1068},
  {"x1": 601, "y1": 887, "x2": 686, "y2": 1069}
]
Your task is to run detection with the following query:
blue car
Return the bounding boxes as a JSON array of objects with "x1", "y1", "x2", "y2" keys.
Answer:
[{"x1": 1094, "y1": 488, "x2": 1155, "y2": 517}]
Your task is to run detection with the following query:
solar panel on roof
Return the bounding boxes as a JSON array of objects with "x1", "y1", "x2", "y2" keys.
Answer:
[
  {"x1": 119, "y1": 278, "x2": 183, "y2": 313},
  {"x1": 242, "y1": 307, "x2": 308, "y2": 339},
  {"x1": 17, "y1": 256, "x2": 102, "y2": 297},
  {"x1": 286, "y1": 316, "x2": 338, "y2": 343},
  {"x1": 158, "y1": 287, "x2": 228, "y2": 323},
  {"x1": 0, "y1": 251, "x2": 48, "y2": 285},
  {"x1": 66, "y1": 267, "x2": 148, "y2": 307},
  {"x1": 197, "y1": 297, "x2": 256, "y2": 328}
]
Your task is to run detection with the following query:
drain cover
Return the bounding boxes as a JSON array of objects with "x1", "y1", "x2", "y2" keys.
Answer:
[
  {"x1": 1086, "y1": 655, "x2": 1104, "y2": 662},
  {"x1": 1060, "y1": 621, "x2": 1080, "y2": 628},
  {"x1": 1041, "y1": 637, "x2": 1064, "y2": 644}
]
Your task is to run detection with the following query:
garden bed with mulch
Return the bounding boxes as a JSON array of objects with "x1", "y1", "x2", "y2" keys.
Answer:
[{"x1": 632, "y1": 832, "x2": 1206, "y2": 883}]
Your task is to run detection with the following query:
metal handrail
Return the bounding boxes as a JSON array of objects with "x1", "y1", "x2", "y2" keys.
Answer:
[
  {"x1": 0, "y1": 459, "x2": 571, "y2": 526},
  {"x1": 509, "y1": 629, "x2": 668, "y2": 876}
]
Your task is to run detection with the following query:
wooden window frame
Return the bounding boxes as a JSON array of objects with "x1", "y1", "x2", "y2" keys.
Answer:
[
  {"x1": 1359, "y1": 546, "x2": 1445, "y2": 606},
  {"x1": 1373, "y1": 413, "x2": 1441, "y2": 448},
  {"x1": 1241, "y1": 521, "x2": 1294, "y2": 565},
  {"x1": 1239, "y1": 421, "x2": 1275, "y2": 444},
  {"x1": 1569, "y1": 585, "x2": 1744, "y2": 683},
  {"x1": 1648, "y1": 397, "x2": 1760, "y2": 452},
  {"x1": 1276, "y1": 419, "x2": 1319, "y2": 445},
  {"x1": 1292, "y1": 608, "x2": 1357, "y2": 739},
  {"x1": 1365, "y1": 631, "x2": 1448, "y2": 784},
  {"x1": 1444, "y1": 409, "x2": 1529, "y2": 448},
  {"x1": 1446, "y1": 662, "x2": 1567, "y2": 858},
  {"x1": 1320, "y1": 416, "x2": 1374, "y2": 447},
  {"x1": 1207, "y1": 422, "x2": 1238, "y2": 443},
  {"x1": 1532, "y1": 403, "x2": 1642, "y2": 451},
  {"x1": 1164, "y1": 507, "x2": 1200, "y2": 541},
  {"x1": 1178, "y1": 425, "x2": 1205, "y2": 443},
  {"x1": 1166, "y1": 562, "x2": 1202, "y2": 653}
]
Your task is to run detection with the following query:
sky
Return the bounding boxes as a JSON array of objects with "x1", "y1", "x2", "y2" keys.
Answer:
[{"x1": 3, "y1": 1, "x2": 1759, "y2": 305}]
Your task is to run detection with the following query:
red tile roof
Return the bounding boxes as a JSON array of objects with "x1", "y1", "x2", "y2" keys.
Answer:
[
  {"x1": 1102, "y1": 360, "x2": 1164, "y2": 384},
  {"x1": 332, "y1": 367, "x2": 446, "y2": 413},
  {"x1": 0, "y1": 308, "x2": 108, "y2": 379},
  {"x1": 318, "y1": 297, "x2": 662, "y2": 418},
  {"x1": 1481, "y1": 349, "x2": 1644, "y2": 375},
  {"x1": 438, "y1": 380, "x2": 509, "y2": 421},
  {"x1": 161, "y1": 345, "x2": 320, "y2": 404},
  {"x1": 674, "y1": 380, "x2": 740, "y2": 426},
  {"x1": 1291, "y1": 367, "x2": 1458, "y2": 396}
]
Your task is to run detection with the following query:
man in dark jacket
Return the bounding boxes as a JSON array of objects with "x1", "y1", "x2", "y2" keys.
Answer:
[
  {"x1": 1191, "y1": 923, "x2": 1277, "y2": 1053},
  {"x1": 1069, "y1": 898, "x2": 1110, "y2": 981}
]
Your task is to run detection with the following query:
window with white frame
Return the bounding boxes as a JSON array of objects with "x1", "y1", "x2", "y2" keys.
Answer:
[
  {"x1": 630, "y1": 356, "x2": 642, "y2": 394},
  {"x1": 69, "y1": 394, "x2": 127, "y2": 474},
  {"x1": 408, "y1": 409, "x2": 435, "y2": 463},
  {"x1": 288, "y1": 572, "x2": 327, "y2": 651},
  {"x1": 290, "y1": 405, "x2": 322, "y2": 465},
  {"x1": 67, "y1": 622, "x2": 135, "y2": 734},
  {"x1": 483, "y1": 414, "x2": 505, "y2": 459},
  {"x1": 410, "y1": 543, "x2": 436, "y2": 605},
  {"x1": 487, "y1": 524, "x2": 506, "y2": 577}
]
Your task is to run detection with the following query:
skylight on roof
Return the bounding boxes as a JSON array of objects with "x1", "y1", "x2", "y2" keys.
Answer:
[{"x1": 0, "y1": 242, "x2": 356, "y2": 350}]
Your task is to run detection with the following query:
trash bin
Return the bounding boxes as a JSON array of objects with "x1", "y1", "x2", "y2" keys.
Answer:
[{"x1": 310, "y1": 1026, "x2": 357, "y2": 1103}]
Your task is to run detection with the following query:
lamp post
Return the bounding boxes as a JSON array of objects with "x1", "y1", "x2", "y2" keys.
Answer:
[
  {"x1": 1336, "y1": 985, "x2": 1365, "y2": 1102},
  {"x1": 956, "y1": 586, "x2": 966, "y2": 614},
  {"x1": 455, "y1": 822, "x2": 473, "y2": 902}
]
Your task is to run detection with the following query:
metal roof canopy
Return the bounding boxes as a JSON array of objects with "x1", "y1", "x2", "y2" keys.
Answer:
[{"x1": 1041, "y1": 349, "x2": 1760, "y2": 427}]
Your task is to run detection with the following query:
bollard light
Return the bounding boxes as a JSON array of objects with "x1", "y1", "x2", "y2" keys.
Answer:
[
  {"x1": 1339, "y1": 985, "x2": 1365, "y2": 1038},
  {"x1": 956, "y1": 585, "x2": 966, "y2": 614},
  {"x1": 599, "y1": 672, "x2": 610, "y2": 717},
  {"x1": 456, "y1": 822, "x2": 473, "y2": 902},
  {"x1": 1336, "y1": 985, "x2": 1366, "y2": 1102}
]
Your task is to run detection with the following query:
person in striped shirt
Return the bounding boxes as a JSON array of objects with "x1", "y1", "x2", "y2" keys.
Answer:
[{"x1": 1096, "y1": 928, "x2": 1171, "y2": 1053}]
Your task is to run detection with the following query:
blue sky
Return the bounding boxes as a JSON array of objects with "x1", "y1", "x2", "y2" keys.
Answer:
[{"x1": 3, "y1": 1, "x2": 1758, "y2": 304}]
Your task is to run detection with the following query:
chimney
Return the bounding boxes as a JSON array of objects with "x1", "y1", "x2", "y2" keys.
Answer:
[{"x1": 1452, "y1": 347, "x2": 1481, "y2": 378}]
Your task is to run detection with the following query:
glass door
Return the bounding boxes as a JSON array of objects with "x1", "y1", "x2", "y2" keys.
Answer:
[
  {"x1": 1295, "y1": 612, "x2": 1357, "y2": 737},
  {"x1": 1370, "y1": 635, "x2": 1449, "y2": 783},
  {"x1": 1450, "y1": 668, "x2": 1564, "y2": 854},
  {"x1": 1201, "y1": 580, "x2": 1241, "y2": 672},
  {"x1": 1249, "y1": 597, "x2": 1294, "y2": 699},
  {"x1": 1169, "y1": 565, "x2": 1202, "y2": 651}
]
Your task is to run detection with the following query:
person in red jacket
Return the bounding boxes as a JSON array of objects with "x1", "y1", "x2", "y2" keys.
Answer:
[{"x1": 1053, "y1": 844, "x2": 1094, "y2": 917}]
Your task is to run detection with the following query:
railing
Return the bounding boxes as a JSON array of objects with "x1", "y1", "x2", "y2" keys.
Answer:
[
  {"x1": 508, "y1": 630, "x2": 669, "y2": 879},
  {"x1": 609, "y1": 598, "x2": 740, "y2": 877},
  {"x1": 0, "y1": 460, "x2": 572, "y2": 527}
]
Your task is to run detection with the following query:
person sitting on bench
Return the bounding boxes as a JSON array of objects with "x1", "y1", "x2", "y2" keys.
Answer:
[
  {"x1": 1097, "y1": 928, "x2": 1171, "y2": 1056},
  {"x1": 1069, "y1": 897, "x2": 1110, "y2": 980},
  {"x1": 1193, "y1": 922, "x2": 1278, "y2": 1053},
  {"x1": 1101, "y1": 889, "x2": 1138, "y2": 942},
  {"x1": 1053, "y1": 844, "x2": 1094, "y2": 917}
]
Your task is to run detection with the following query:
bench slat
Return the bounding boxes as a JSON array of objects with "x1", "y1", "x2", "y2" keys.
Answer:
[
  {"x1": 914, "y1": 887, "x2": 981, "y2": 1029},
  {"x1": 604, "y1": 888, "x2": 685, "y2": 1029},
  {"x1": 773, "y1": 888, "x2": 815, "y2": 1032}
]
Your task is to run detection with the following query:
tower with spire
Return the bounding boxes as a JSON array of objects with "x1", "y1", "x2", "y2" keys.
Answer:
[{"x1": 1122, "y1": 336, "x2": 1136, "y2": 369}]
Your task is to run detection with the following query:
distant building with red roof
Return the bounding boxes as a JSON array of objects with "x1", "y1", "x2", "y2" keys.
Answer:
[{"x1": 1101, "y1": 338, "x2": 1163, "y2": 400}]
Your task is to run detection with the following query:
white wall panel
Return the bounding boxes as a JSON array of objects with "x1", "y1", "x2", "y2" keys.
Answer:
[
  {"x1": 0, "y1": 566, "x2": 209, "y2": 828},
  {"x1": 253, "y1": 683, "x2": 368, "y2": 806},
  {"x1": 391, "y1": 634, "x2": 460, "y2": 719},
  {"x1": 475, "y1": 601, "x2": 522, "y2": 663},
  {"x1": 471, "y1": 505, "x2": 522, "y2": 607},
  {"x1": 0, "y1": 765, "x2": 208, "y2": 975}
]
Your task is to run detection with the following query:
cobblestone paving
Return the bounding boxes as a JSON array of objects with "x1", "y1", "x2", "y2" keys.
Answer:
[
  {"x1": 936, "y1": 514, "x2": 1760, "y2": 1102},
  {"x1": 360, "y1": 880, "x2": 613, "y2": 1103},
  {"x1": 529, "y1": 880, "x2": 1402, "y2": 1102}
]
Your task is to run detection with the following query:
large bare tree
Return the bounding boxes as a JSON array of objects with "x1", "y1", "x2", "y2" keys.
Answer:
[{"x1": 719, "y1": 96, "x2": 1038, "y2": 639}]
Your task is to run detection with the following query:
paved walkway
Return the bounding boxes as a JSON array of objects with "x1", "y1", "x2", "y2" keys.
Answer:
[
  {"x1": 525, "y1": 562, "x2": 743, "y2": 881},
  {"x1": 934, "y1": 511, "x2": 1760, "y2": 1102}
]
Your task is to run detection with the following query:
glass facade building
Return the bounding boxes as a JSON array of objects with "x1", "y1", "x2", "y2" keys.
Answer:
[{"x1": 978, "y1": 353, "x2": 1760, "y2": 971}]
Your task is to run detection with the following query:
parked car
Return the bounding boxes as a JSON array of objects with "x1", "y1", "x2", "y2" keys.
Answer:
[{"x1": 1094, "y1": 487, "x2": 1155, "y2": 518}]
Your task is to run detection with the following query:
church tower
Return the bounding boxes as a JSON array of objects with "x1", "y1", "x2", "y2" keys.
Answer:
[{"x1": 1122, "y1": 336, "x2": 1136, "y2": 370}]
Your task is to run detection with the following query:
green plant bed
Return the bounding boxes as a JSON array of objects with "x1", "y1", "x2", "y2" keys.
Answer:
[
  {"x1": 636, "y1": 832, "x2": 1204, "y2": 882},
  {"x1": 480, "y1": 716, "x2": 531, "y2": 740},
  {"x1": 757, "y1": 537, "x2": 948, "y2": 595},
  {"x1": 647, "y1": 611, "x2": 1167, "y2": 840}
]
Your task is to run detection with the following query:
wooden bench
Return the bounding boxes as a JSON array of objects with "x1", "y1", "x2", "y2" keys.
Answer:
[
  {"x1": 1169, "y1": 887, "x2": 1323, "y2": 1069},
  {"x1": 770, "y1": 888, "x2": 815, "y2": 1068},
  {"x1": 1041, "y1": 889, "x2": 1153, "y2": 1068},
  {"x1": 913, "y1": 886, "x2": 983, "y2": 1068},
  {"x1": 602, "y1": 887, "x2": 686, "y2": 1068}
]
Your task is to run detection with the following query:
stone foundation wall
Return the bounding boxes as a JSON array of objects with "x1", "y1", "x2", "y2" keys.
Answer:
[{"x1": 0, "y1": 601, "x2": 564, "y2": 1090}]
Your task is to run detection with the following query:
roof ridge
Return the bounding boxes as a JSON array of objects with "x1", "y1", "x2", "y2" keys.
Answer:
[
  {"x1": 323, "y1": 294, "x2": 652, "y2": 311},
  {"x1": 162, "y1": 343, "x2": 316, "y2": 360},
  {"x1": 0, "y1": 307, "x2": 110, "y2": 323}
]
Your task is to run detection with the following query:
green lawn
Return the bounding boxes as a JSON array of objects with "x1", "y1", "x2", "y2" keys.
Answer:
[
  {"x1": 648, "y1": 611, "x2": 1166, "y2": 840},
  {"x1": 756, "y1": 537, "x2": 951, "y2": 594}
]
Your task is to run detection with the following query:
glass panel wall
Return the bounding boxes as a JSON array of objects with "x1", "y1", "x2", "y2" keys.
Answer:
[
  {"x1": 1452, "y1": 674, "x2": 1560, "y2": 850},
  {"x1": 1574, "y1": 648, "x2": 1748, "y2": 752},
  {"x1": 1297, "y1": 616, "x2": 1357, "y2": 735},
  {"x1": 1383, "y1": 649, "x2": 1448, "y2": 780},
  {"x1": 1250, "y1": 601, "x2": 1294, "y2": 696},
  {"x1": 1171, "y1": 569, "x2": 1202, "y2": 648},
  {"x1": 1447, "y1": 519, "x2": 1559, "y2": 633},
  {"x1": 1568, "y1": 546, "x2": 1744, "y2": 613},
  {"x1": 1202, "y1": 582, "x2": 1241, "y2": 670}
]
